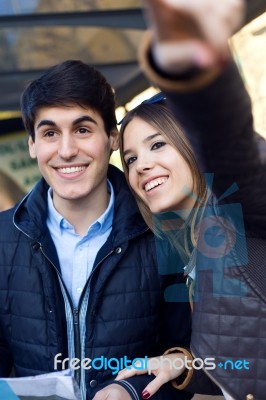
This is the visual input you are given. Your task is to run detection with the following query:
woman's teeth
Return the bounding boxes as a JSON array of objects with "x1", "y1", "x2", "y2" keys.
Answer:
[{"x1": 145, "y1": 177, "x2": 168, "y2": 192}]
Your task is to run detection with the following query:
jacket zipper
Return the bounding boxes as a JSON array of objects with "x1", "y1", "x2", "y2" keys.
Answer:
[
  {"x1": 38, "y1": 246, "x2": 82, "y2": 380},
  {"x1": 40, "y1": 244, "x2": 115, "y2": 399},
  {"x1": 73, "y1": 308, "x2": 81, "y2": 383},
  {"x1": 77, "y1": 249, "x2": 115, "y2": 400}
]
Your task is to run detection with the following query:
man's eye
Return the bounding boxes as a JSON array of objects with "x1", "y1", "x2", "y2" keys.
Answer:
[
  {"x1": 151, "y1": 141, "x2": 166, "y2": 150},
  {"x1": 44, "y1": 131, "x2": 56, "y2": 137},
  {"x1": 78, "y1": 127, "x2": 89, "y2": 134},
  {"x1": 125, "y1": 156, "x2": 137, "y2": 166}
]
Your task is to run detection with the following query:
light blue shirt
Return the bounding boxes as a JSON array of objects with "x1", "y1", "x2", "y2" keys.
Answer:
[{"x1": 47, "y1": 180, "x2": 114, "y2": 307}]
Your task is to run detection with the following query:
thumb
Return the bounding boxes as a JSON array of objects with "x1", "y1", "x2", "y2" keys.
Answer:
[{"x1": 141, "y1": 373, "x2": 169, "y2": 399}]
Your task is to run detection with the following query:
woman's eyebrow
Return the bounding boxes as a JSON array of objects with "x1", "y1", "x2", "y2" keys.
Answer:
[
  {"x1": 123, "y1": 132, "x2": 162, "y2": 157},
  {"x1": 143, "y1": 132, "x2": 162, "y2": 144}
]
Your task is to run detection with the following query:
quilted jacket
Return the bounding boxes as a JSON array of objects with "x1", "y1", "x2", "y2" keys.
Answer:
[
  {"x1": 165, "y1": 61, "x2": 266, "y2": 400},
  {"x1": 0, "y1": 164, "x2": 192, "y2": 400}
]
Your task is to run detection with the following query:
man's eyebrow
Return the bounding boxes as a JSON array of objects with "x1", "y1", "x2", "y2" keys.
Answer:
[
  {"x1": 123, "y1": 132, "x2": 162, "y2": 157},
  {"x1": 36, "y1": 115, "x2": 98, "y2": 130},
  {"x1": 36, "y1": 120, "x2": 56, "y2": 130},
  {"x1": 73, "y1": 115, "x2": 97, "y2": 126}
]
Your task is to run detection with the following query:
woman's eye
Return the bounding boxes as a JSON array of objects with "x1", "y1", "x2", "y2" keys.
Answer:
[
  {"x1": 151, "y1": 141, "x2": 166, "y2": 150},
  {"x1": 125, "y1": 156, "x2": 137, "y2": 166}
]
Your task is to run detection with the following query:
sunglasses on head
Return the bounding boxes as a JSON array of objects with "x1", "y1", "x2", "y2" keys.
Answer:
[{"x1": 117, "y1": 92, "x2": 166, "y2": 125}]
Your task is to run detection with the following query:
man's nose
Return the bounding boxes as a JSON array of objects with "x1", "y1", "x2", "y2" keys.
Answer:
[{"x1": 58, "y1": 135, "x2": 78, "y2": 159}]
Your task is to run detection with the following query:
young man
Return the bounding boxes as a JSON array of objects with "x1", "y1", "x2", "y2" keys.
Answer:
[{"x1": 0, "y1": 60, "x2": 193, "y2": 400}]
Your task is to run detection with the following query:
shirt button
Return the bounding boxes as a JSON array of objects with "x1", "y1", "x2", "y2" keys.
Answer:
[
  {"x1": 90, "y1": 380, "x2": 97, "y2": 388},
  {"x1": 77, "y1": 287, "x2": 82, "y2": 294},
  {"x1": 115, "y1": 247, "x2": 122, "y2": 254}
]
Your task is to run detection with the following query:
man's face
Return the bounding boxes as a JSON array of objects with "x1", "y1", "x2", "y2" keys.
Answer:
[{"x1": 28, "y1": 104, "x2": 119, "y2": 211}]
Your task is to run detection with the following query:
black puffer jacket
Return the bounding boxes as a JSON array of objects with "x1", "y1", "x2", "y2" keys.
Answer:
[
  {"x1": 165, "y1": 62, "x2": 266, "y2": 400},
  {"x1": 0, "y1": 165, "x2": 192, "y2": 400}
]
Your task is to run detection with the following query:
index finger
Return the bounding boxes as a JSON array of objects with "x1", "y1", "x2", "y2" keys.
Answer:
[{"x1": 115, "y1": 365, "x2": 148, "y2": 380}]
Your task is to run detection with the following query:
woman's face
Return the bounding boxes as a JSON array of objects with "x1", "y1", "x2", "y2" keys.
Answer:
[{"x1": 122, "y1": 117, "x2": 195, "y2": 214}]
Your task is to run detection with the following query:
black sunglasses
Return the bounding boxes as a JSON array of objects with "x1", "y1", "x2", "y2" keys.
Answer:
[{"x1": 117, "y1": 92, "x2": 166, "y2": 125}]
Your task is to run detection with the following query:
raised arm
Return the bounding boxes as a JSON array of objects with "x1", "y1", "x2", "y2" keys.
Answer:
[{"x1": 139, "y1": 0, "x2": 266, "y2": 235}]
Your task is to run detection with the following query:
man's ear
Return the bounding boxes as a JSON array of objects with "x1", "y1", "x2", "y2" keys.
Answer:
[
  {"x1": 28, "y1": 137, "x2": 37, "y2": 159},
  {"x1": 110, "y1": 128, "x2": 119, "y2": 151}
]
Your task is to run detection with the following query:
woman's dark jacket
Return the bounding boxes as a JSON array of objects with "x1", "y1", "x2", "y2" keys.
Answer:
[
  {"x1": 0, "y1": 164, "x2": 192, "y2": 400},
  {"x1": 165, "y1": 61, "x2": 266, "y2": 400}
]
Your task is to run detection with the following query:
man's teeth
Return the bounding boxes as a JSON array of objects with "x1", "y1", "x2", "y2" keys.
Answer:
[
  {"x1": 145, "y1": 177, "x2": 168, "y2": 192},
  {"x1": 58, "y1": 166, "x2": 86, "y2": 174}
]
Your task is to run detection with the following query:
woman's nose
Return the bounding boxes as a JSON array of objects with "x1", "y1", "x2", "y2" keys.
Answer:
[{"x1": 136, "y1": 156, "x2": 154, "y2": 174}]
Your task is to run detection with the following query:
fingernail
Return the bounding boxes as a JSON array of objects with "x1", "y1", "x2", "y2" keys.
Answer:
[{"x1": 142, "y1": 390, "x2": 151, "y2": 399}]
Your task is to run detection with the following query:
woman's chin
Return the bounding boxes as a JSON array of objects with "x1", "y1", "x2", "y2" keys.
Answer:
[{"x1": 150, "y1": 203, "x2": 172, "y2": 214}]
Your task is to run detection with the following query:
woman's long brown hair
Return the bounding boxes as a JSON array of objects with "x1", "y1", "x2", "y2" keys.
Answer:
[{"x1": 119, "y1": 102, "x2": 208, "y2": 263}]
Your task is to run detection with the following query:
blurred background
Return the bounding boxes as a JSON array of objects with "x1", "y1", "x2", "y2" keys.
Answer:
[{"x1": 0, "y1": 0, "x2": 265, "y2": 203}]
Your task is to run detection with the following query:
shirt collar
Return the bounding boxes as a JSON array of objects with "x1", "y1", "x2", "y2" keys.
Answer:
[{"x1": 47, "y1": 180, "x2": 115, "y2": 236}]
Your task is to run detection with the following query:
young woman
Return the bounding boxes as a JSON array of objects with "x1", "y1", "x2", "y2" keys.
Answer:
[
  {"x1": 116, "y1": 80, "x2": 266, "y2": 400},
  {"x1": 116, "y1": 96, "x2": 221, "y2": 396},
  {"x1": 116, "y1": 0, "x2": 266, "y2": 398},
  {"x1": 116, "y1": 0, "x2": 266, "y2": 397}
]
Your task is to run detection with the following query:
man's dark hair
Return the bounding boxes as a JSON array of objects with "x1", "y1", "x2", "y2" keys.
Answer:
[{"x1": 20, "y1": 60, "x2": 117, "y2": 140}]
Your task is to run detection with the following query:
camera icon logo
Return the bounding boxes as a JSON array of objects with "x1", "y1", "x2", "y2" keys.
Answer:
[{"x1": 153, "y1": 175, "x2": 249, "y2": 302}]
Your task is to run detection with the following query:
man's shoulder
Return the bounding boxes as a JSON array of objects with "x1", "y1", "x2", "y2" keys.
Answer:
[
  {"x1": 0, "y1": 206, "x2": 18, "y2": 239},
  {"x1": 0, "y1": 206, "x2": 15, "y2": 222}
]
